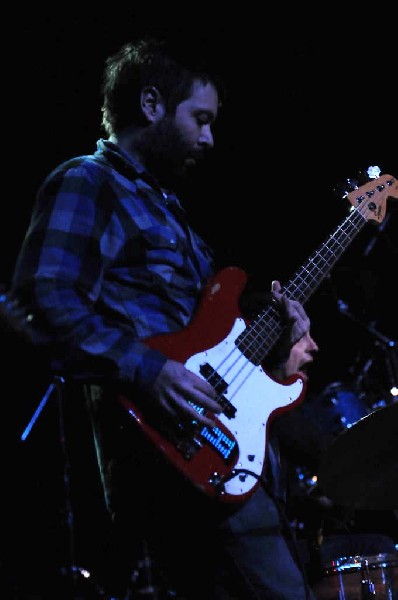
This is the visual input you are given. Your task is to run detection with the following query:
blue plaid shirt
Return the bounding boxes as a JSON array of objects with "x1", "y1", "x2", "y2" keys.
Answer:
[{"x1": 11, "y1": 139, "x2": 215, "y2": 390}]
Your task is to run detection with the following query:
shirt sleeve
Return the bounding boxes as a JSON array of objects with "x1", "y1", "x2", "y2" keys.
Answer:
[{"x1": 11, "y1": 161, "x2": 166, "y2": 390}]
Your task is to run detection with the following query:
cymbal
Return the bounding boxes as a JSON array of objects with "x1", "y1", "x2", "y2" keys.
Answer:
[{"x1": 318, "y1": 402, "x2": 398, "y2": 510}]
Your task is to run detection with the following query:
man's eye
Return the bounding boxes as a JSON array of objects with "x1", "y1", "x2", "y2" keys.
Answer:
[{"x1": 195, "y1": 112, "x2": 212, "y2": 126}]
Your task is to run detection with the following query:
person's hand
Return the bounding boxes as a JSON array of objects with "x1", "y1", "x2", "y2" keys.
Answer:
[
  {"x1": 271, "y1": 280, "x2": 310, "y2": 357},
  {"x1": 149, "y1": 359, "x2": 222, "y2": 427}
]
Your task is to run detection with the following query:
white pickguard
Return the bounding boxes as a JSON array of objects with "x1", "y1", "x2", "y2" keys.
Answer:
[{"x1": 185, "y1": 317, "x2": 304, "y2": 498}]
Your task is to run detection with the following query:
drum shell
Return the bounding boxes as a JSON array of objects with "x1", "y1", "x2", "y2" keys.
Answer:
[
  {"x1": 303, "y1": 382, "x2": 370, "y2": 437},
  {"x1": 311, "y1": 553, "x2": 398, "y2": 599}
]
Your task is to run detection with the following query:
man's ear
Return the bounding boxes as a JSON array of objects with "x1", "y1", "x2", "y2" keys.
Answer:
[{"x1": 140, "y1": 86, "x2": 165, "y2": 123}]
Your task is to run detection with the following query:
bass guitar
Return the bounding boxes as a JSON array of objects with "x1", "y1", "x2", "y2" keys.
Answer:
[{"x1": 118, "y1": 171, "x2": 397, "y2": 503}]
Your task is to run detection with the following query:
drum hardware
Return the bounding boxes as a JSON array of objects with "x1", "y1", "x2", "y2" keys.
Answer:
[
  {"x1": 360, "y1": 558, "x2": 376, "y2": 598},
  {"x1": 295, "y1": 465, "x2": 318, "y2": 494},
  {"x1": 327, "y1": 262, "x2": 397, "y2": 410},
  {"x1": 335, "y1": 294, "x2": 397, "y2": 404},
  {"x1": 312, "y1": 553, "x2": 398, "y2": 600}
]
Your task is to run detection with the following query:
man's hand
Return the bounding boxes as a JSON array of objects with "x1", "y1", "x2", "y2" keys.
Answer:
[
  {"x1": 150, "y1": 359, "x2": 222, "y2": 427},
  {"x1": 271, "y1": 280, "x2": 310, "y2": 354}
]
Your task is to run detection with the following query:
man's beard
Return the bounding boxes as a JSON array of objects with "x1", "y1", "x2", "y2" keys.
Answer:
[{"x1": 134, "y1": 116, "x2": 197, "y2": 188}]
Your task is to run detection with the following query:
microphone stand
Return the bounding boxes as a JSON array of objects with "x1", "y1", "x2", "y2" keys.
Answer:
[
  {"x1": 1, "y1": 289, "x2": 103, "y2": 598},
  {"x1": 2, "y1": 291, "x2": 77, "y2": 596},
  {"x1": 20, "y1": 376, "x2": 80, "y2": 599}
]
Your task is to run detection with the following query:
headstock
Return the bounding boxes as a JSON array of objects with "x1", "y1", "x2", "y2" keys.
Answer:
[{"x1": 334, "y1": 166, "x2": 397, "y2": 225}]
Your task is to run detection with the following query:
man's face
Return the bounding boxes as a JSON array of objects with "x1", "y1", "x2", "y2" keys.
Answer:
[
  {"x1": 173, "y1": 80, "x2": 219, "y2": 168},
  {"x1": 138, "y1": 80, "x2": 219, "y2": 184},
  {"x1": 282, "y1": 332, "x2": 319, "y2": 382}
]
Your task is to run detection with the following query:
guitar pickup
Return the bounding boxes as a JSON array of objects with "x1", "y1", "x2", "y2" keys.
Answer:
[{"x1": 199, "y1": 363, "x2": 236, "y2": 419}]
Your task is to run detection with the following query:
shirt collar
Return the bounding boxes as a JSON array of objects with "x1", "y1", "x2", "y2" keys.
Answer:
[{"x1": 96, "y1": 138, "x2": 183, "y2": 211}]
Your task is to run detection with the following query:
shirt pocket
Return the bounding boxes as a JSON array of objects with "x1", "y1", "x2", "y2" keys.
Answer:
[{"x1": 141, "y1": 225, "x2": 184, "y2": 275}]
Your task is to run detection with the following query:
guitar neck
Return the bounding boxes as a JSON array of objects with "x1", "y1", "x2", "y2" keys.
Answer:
[
  {"x1": 286, "y1": 204, "x2": 367, "y2": 303},
  {"x1": 237, "y1": 195, "x2": 372, "y2": 364}
]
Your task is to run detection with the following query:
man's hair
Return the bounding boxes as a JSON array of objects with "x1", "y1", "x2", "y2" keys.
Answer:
[{"x1": 101, "y1": 37, "x2": 225, "y2": 136}]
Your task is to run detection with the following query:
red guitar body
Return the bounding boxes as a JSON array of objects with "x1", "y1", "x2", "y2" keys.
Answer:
[{"x1": 118, "y1": 267, "x2": 305, "y2": 504}]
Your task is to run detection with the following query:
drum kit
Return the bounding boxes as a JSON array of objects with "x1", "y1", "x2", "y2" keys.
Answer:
[
  {"x1": 299, "y1": 393, "x2": 398, "y2": 599},
  {"x1": 293, "y1": 285, "x2": 398, "y2": 599},
  {"x1": 304, "y1": 378, "x2": 398, "y2": 598}
]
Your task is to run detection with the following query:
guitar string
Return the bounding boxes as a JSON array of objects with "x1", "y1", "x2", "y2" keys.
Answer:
[
  {"x1": 204, "y1": 191, "x2": 374, "y2": 402},
  {"x1": 200, "y1": 178, "x2": 395, "y2": 429}
]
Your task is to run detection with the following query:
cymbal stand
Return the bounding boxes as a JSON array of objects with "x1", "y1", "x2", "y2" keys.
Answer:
[
  {"x1": 375, "y1": 338, "x2": 398, "y2": 399},
  {"x1": 337, "y1": 301, "x2": 397, "y2": 404}
]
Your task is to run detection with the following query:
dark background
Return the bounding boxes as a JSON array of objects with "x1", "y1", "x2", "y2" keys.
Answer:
[{"x1": 1, "y1": 9, "x2": 397, "y2": 597}]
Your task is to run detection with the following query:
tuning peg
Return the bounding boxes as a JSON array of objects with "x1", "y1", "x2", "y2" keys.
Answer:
[
  {"x1": 333, "y1": 178, "x2": 359, "y2": 199},
  {"x1": 333, "y1": 166, "x2": 383, "y2": 199}
]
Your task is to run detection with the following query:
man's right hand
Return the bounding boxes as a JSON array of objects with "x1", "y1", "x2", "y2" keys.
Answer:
[{"x1": 150, "y1": 359, "x2": 223, "y2": 427}]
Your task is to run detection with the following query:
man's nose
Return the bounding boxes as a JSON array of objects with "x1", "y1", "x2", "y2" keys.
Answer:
[{"x1": 199, "y1": 125, "x2": 214, "y2": 148}]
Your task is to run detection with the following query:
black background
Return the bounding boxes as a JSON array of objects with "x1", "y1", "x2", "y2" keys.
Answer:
[{"x1": 1, "y1": 9, "x2": 397, "y2": 597}]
